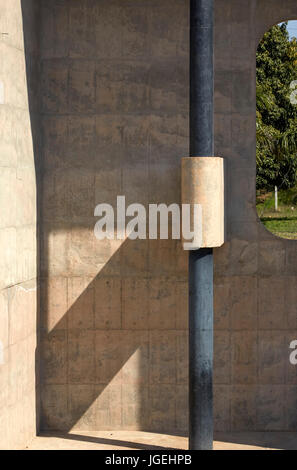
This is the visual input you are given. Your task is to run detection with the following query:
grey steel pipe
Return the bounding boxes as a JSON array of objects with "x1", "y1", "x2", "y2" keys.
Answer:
[{"x1": 189, "y1": 0, "x2": 214, "y2": 450}]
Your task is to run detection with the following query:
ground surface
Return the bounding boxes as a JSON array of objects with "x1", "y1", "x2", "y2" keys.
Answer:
[{"x1": 25, "y1": 431, "x2": 297, "y2": 450}]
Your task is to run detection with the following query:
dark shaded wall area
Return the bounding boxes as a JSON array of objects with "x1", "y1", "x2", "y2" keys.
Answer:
[{"x1": 38, "y1": 0, "x2": 297, "y2": 433}]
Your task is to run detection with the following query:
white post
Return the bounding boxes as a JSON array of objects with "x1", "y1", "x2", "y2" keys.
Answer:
[{"x1": 275, "y1": 185, "x2": 278, "y2": 212}]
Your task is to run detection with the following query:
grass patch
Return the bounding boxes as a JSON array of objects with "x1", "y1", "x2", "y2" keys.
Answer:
[
  {"x1": 261, "y1": 216, "x2": 297, "y2": 239},
  {"x1": 257, "y1": 189, "x2": 297, "y2": 239}
]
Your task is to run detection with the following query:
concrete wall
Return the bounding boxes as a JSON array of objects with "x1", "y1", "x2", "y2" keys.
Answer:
[
  {"x1": 0, "y1": 1, "x2": 39, "y2": 449},
  {"x1": 39, "y1": 0, "x2": 297, "y2": 434},
  {"x1": 214, "y1": 0, "x2": 297, "y2": 432},
  {"x1": 39, "y1": 0, "x2": 189, "y2": 433}
]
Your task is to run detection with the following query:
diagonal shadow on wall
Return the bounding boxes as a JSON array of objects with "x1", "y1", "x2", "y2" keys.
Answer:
[
  {"x1": 21, "y1": 0, "x2": 189, "y2": 445},
  {"x1": 21, "y1": 0, "x2": 297, "y2": 449},
  {"x1": 38, "y1": 224, "x2": 188, "y2": 436}
]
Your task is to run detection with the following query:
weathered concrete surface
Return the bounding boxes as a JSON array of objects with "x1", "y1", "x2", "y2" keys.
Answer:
[
  {"x1": 0, "y1": 0, "x2": 39, "y2": 449},
  {"x1": 39, "y1": 0, "x2": 189, "y2": 434},
  {"x1": 213, "y1": 0, "x2": 297, "y2": 433},
  {"x1": 38, "y1": 0, "x2": 297, "y2": 434},
  {"x1": 3, "y1": 0, "x2": 297, "y2": 450}
]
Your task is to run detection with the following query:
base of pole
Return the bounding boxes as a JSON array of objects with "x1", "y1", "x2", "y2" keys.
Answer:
[{"x1": 189, "y1": 248, "x2": 213, "y2": 450}]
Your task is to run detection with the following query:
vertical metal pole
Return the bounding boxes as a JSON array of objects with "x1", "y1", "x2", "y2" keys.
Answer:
[{"x1": 189, "y1": 0, "x2": 214, "y2": 450}]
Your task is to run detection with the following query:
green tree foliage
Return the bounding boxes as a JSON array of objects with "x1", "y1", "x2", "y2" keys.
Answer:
[{"x1": 256, "y1": 23, "x2": 297, "y2": 190}]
